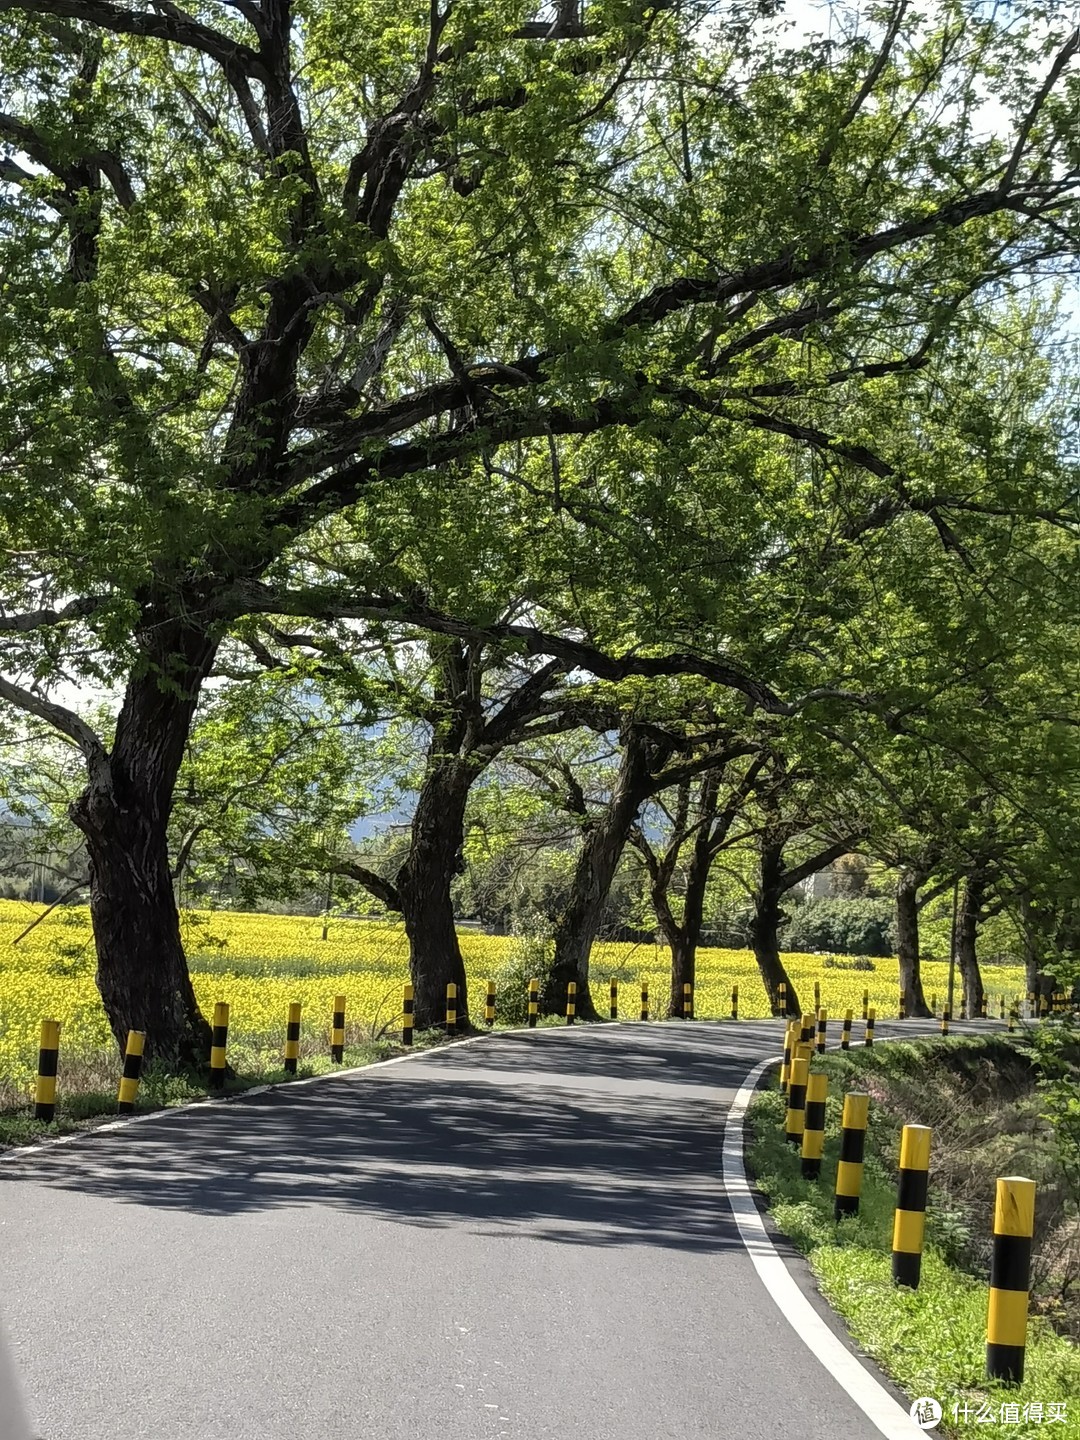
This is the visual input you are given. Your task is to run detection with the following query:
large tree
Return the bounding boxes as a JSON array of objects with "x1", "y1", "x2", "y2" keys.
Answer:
[
  {"x1": 1, "y1": 0, "x2": 1078, "y2": 1062},
  {"x1": 631, "y1": 754, "x2": 767, "y2": 1016}
]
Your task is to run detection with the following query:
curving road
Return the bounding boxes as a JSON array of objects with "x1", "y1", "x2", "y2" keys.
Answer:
[{"x1": 1, "y1": 1018, "x2": 985, "y2": 1440}]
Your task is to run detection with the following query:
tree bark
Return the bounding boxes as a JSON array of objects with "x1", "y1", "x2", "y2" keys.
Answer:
[
  {"x1": 751, "y1": 841, "x2": 798, "y2": 1015},
  {"x1": 397, "y1": 756, "x2": 474, "y2": 1031},
  {"x1": 666, "y1": 930, "x2": 695, "y2": 1017},
  {"x1": 957, "y1": 872, "x2": 986, "y2": 1019},
  {"x1": 70, "y1": 622, "x2": 217, "y2": 1069},
  {"x1": 546, "y1": 727, "x2": 654, "y2": 1017},
  {"x1": 1020, "y1": 895, "x2": 1055, "y2": 1007},
  {"x1": 665, "y1": 829, "x2": 710, "y2": 1017},
  {"x1": 895, "y1": 868, "x2": 931, "y2": 1016}
]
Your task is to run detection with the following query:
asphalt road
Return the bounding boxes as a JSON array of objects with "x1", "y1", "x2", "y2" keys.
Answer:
[{"x1": 1, "y1": 1017, "x2": 987, "y2": 1440}]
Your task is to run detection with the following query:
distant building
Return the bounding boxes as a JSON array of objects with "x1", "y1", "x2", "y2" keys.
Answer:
[{"x1": 802, "y1": 869, "x2": 835, "y2": 900}]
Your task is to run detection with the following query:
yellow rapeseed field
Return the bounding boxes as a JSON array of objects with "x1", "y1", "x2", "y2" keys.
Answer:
[{"x1": 0, "y1": 899, "x2": 1027, "y2": 1103}]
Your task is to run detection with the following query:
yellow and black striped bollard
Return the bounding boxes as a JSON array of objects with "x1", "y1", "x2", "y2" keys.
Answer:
[
  {"x1": 284, "y1": 1002, "x2": 302, "y2": 1074},
  {"x1": 834, "y1": 1092, "x2": 869, "y2": 1219},
  {"x1": 116, "y1": 1030, "x2": 146, "y2": 1114},
  {"x1": 402, "y1": 982, "x2": 414, "y2": 1045},
  {"x1": 527, "y1": 978, "x2": 539, "y2": 1028},
  {"x1": 331, "y1": 995, "x2": 346, "y2": 1063},
  {"x1": 980, "y1": 994, "x2": 988, "y2": 1020},
  {"x1": 899, "y1": 991, "x2": 907, "y2": 1020},
  {"x1": 941, "y1": 1008, "x2": 950, "y2": 1037},
  {"x1": 446, "y1": 982, "x2": 458, "y2": 1037},
  {"x1": 731, "y1": 984, "x2": 738, "y2": 1020},
  {"x1": 485, "y1": 980, "x2": 496, "y2": 1028},
  {"x1": 816, "y1": 1008, "x2": 827, "y2": 1055},
  {"x1": 1000, "y1": 994, "x2": 1006, "y2": 1021},
  {"x1": 1039, "y1": 993, "x2": 1049, "y2": 1018},
  {"x1": 210, "y1": 1001, "x2": 229, "y2": 1088},
  {"x1": 780, "y1": 1021, "x2": 796, "y2": 1092},
  {"x1": 987, "y1": 1176, "x2": 1036, "y2": 1384},
  {"x1": 777, "y1": 981, "x2": 787, "y2": 1018},
  {"x1": 813, "y1": 980, "x2": 820, "y2": 1012},
  {"x1": 1027, "y1": 991, "x2": 1035, "y2": 1019},
  {"x1": 841, "y1": 1008, "x2": 852, "y2": 1050},
  {"x1": 784, "y1": 1053, "x2": 809, "y2": 1147},
  {"x1": 35, "y1": 1018, "x2": 61, "y2": 1122},
  {"x1": 861, "y1": 988, "x2": 869, "y2": 1022},
  {"x1": 609, "y1": 978, "x2": 618, "y2": 1020},
  {"x1": 800, "y1": 1012, "x2": 814, "y2": 1045},
  {"x1": 640, "y1": 982, "x2": 649, "y2": 1021},
  {"x1": 566, "y1": 981, "x2": 577, "y2": 1025},
  {"x1": 892, "y1": 1124, "x2": 931, "y2": 1288},
  {"x1": 864, "y1": 1007, "x2": 875, "y2": 1046},
  {"x1": 931, "y1": 992, "x2": 937, "y2": 1016},
  {"x1": 800, "y1": 1072, "x2": 828, "y2": 1180},
  {"x1": 683, "y1": 982, "x2": 693, "y2": 1019},
  {"x1": 1008, "y1": 1003, "x2": 1018, "y2": 1033}
]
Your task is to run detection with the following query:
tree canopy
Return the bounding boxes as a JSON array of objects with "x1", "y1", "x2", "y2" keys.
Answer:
[{"x1": 0, "y1": 0, "x2": 1078, "y2": 1057}]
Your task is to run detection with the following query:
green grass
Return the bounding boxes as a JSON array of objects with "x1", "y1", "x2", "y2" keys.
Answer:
[{"x1": 748, "y1": 1062, "x2": 1080, "y2": 1438}]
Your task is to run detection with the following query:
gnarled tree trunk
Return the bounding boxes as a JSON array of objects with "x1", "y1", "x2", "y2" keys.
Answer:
[
  {"x1": 546, "y1": 727, "x2": 653, "y2": 1018},
  {"x1": 1020, "y1": 895, "x2": 1054, "y2": 1009},
  {"x1": 665, "y1": 835, "x2": 710, "y2": 1018},
  {"x1": 895, "y1": 868, "x2": 931, "y2": 1016},
  {"x1": 751, "y1": 841, "x2": 798, "y2": 1016},
  {"x1": 397, "y1": 757, "x2": 474, "y2": 1031},
  {"x1": 957, "y1": 872, "x2": 986, "y2": 1019},
  {"x1": 70, "y1": 623, "x2": 217, "y2": 1069}
]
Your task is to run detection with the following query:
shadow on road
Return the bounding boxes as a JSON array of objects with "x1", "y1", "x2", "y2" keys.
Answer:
[
  {"x1": 2, "y1": 1019, "x2": 982, "y2": 1251},
  {"x1": 1, "y1": 1024, "x2": 785, "y2": 1253}
]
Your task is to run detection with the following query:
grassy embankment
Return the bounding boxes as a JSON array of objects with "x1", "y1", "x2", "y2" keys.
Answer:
[{"x1": 748, "y1": 1035, "x2": 1080, "y2": 1437}]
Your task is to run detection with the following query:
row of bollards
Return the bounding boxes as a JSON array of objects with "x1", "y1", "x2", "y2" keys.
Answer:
[
  {"x1": 779, "y1": 1028, "x2": 1037, "y2": 1384},
  {"x1": 27, "y1": 974, "x2": 1062, "y2": 1122},
  {"x1": 32, "y1": 977, "x2": 694, "y2": 1118}
]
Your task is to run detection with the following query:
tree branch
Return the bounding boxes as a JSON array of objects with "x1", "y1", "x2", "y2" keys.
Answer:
[
  {"x1": 0, "y1": 672, "x2": 109, "y2": 772},
  {"x1": 0, "y1": 0, "x2": 265, "y2": 74},
  {"x1": 999, "y1": 28, "x2": 1079, "y2": 195},
  {"x1": 326, "y1": 859, "x2": 402, "y2": 912}
]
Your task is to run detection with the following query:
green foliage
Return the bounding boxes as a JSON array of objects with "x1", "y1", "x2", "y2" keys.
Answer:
[
  {"x1": 491, "y1": 936, "x2": 555, "y2": 1025},
  {"x1": 822, "y1": 954, "x2": 877, "y2": 972},
  {"x1": 0, "y1": 0, "x2": 1079, "y2": 1061},
  {"x1": 785, "y1": 897, "x2": 897, "y2": 957}
]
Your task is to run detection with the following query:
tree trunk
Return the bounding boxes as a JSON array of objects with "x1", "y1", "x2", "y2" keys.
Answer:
[
  {"x1": 665, "y1": 832, "x2": 710, "y2": 1018},
  {"x1": 70, "y1": 623, "x2": 217, "y2": 1069},
  {"x1": 546, "y1": 728, "x2": 653, "y2": 1018},
  {"x1": 666, "y1": 930, "x2": 695, "y2": 1018},
  {"x1": 895, "y1": 868, "x2": 931, "y2": 1016},
  {"x1": 751, "y1": 842, "x2": 798, "y2": 1015},
  {"x1": 1020, "y1": 895, "x2": 1054, "y2": 1008},
  {"x1": 397, "y1": 757, "x2": 474, "y2": 1032},
  {"x1": 957, "y1": 873, "x2": 985, "y2": 1019}
]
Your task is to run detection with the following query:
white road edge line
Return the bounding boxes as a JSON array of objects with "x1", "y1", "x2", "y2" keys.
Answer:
[{"x1": 723, "y1": 1054, "x2": 917, "y2": 1440}]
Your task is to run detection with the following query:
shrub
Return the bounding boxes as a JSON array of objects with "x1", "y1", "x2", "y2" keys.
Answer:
[
  {"x1": 491, "y1": 935, "x2": 555, "y2": 1025},
  {"x1": 784, "y1": 897, "x2": 896, "y2": 957}
]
